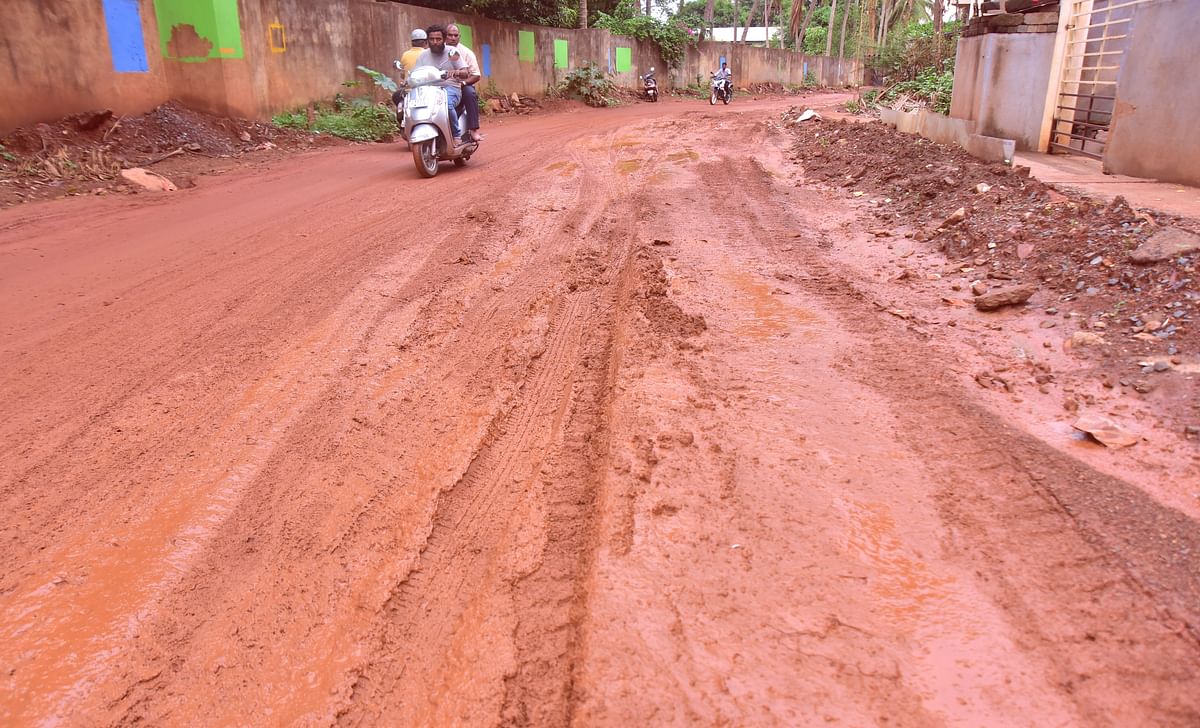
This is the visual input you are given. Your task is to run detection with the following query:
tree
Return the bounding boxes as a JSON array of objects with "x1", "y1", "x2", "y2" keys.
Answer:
[
  {"x1": 739, "y1": 0, "x2": 761, "y2": 42},
  {"x1": 825, "y1": 0, "x2": 837, "y2": 55},
  {"x1": 838, "y1": 0, "x2": 851, "y2": 56},
  {"x1": 789, "y1": 0, "x2": 820, "y2": 49}
]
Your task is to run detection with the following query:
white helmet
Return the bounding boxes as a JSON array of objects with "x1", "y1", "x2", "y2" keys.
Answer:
[{"x1": 411, "y1": 29, "x2": 427, "y2": 41}]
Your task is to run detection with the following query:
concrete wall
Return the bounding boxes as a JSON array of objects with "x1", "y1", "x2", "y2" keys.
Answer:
[
  {"x1": 1104, "y1": 0, "x2": 1200, "y2": 187},
  {"x1": 678, "y1": 42, "x2": 866, "y2": 88},
  {"x1": 950, "y1": 31, "x2": 1055, "y2": 151},
  {"x1": 0, "y1": 0, "x2": 860, "y2": 135},
  {"x1": 880, "y1": 107, "x2": 1016, "y2": 164}
]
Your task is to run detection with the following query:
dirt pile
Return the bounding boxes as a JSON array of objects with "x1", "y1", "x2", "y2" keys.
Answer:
[
  {"x1": 783, "y1": 115, "x2": 1198, "y2": 428},
  {"x1": 0, "y1": 101, "x2": 344, "y2": 206}
]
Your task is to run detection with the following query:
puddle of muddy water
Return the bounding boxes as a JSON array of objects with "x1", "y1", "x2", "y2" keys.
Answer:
[
  {"x1": 722, "y1": 270, "x2": 818, "y2": 338},
  {"x1": 837, "y1": 497, "x2": 1075, "y2": 725},
  {"x1": 617, "y1": 159, "x2": 643, "y2": 175},
  {"x1": 666, "y1": 150, "x2": 700, "y2": 164}
]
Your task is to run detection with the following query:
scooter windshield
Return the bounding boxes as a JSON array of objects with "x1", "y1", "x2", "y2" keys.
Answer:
[{"x1": 408, "y1": 66, "x2": 444, "y2": 87}]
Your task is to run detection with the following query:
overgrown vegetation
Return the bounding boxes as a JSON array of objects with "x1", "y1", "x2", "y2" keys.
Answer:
[
  {"x1": 880, "y1": 66, "x2": 954, "y2": 114},
  {"x1": 272, "y1": 96, "x2": 396, "y2": 142},
  {"x1": 553, "y1": 62, "x2": 617, "y2": 107},
  {"x1": 872, "y1": 19, "x2": 960, "y2": 82},
  {"x1": 594, "y1": 0, "x2": 693, "y2": 68}
]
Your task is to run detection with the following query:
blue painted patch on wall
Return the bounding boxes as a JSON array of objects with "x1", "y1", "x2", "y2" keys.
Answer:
[{"x1": 103, "y1": 0, "x2": 150, "y2": 73}]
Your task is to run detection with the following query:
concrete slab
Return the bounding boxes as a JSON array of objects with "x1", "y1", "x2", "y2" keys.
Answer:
[{"x1": 1015, "y1": 152, "x2": 1200, "y2": 220}]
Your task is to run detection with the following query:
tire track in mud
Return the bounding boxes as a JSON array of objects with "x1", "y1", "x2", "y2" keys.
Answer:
[
  {"x1": 709, "y1": 138, "x2": 1200, "y2": 724},
  {"x1": 333, "y1": 138, "x2": 664, "y2": 725}
]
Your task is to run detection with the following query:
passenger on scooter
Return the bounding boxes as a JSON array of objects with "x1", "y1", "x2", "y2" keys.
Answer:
[
  {"x1": 401, "y1": 29, "x2": 428, "y2": 73},
  {"x1": 414, "y1": 25, "x2": 477, "y2": 143},
  {"x1": 446, "y1": 24, "x2": 484, "y2": 143},
  {"x1": 393, "y1": 29, "x2": 429, "y2": 107}
]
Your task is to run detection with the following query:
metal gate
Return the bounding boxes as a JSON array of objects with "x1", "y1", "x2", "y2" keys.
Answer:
[{"x1": 1045, "y1": 0, "x2": 1155, "y2": 159}]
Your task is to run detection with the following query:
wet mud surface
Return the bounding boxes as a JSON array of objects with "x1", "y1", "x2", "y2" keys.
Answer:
[{"x1": 1, "y1": 94, "x2": 1197, "y2": 726}]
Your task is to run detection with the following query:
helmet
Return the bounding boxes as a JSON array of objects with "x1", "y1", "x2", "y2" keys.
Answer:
[{"x1": 411, "y1": 29, "x2": 427, "y2": 41}]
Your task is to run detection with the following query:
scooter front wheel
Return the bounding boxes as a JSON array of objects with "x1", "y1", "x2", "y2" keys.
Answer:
[
  {"x1": 709, "y1": 91, "x2": 717, "y2": 105},
  {"x1": 412, "y1": 139, "x2": 438, "y2": 178}
]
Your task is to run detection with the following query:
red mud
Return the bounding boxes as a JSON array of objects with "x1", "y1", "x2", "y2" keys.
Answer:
[{"x1": 0, "y1": 93, "x2": 1197, "y2": 726}]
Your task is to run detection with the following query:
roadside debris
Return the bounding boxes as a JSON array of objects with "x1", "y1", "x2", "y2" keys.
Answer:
[
  {"x1": 1073, "y1": 415, "x2": 1140, "y2": 448},
  {"x1": 1129, "y1": 227, "x2": 1200, "y2": 264},
  {"x1": 120, "y1": 167, "x2": 177, "y2": 192},
  {"x1": 973, "y1": 283, "x2": 1036, "y2": 311}
]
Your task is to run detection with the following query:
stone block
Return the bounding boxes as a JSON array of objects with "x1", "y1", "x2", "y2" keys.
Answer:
[
  {"x1": 1023, "y1": 12, "x2": 1059, "y2": 24},
  {"x1": 987, "y1": 13, "x2": 1025, "y2": 27}
]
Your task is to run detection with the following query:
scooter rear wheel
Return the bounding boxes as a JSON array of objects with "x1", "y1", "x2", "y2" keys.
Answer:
[{"x1": 412, "y1": 139, "x2": 438, "y2": 178}]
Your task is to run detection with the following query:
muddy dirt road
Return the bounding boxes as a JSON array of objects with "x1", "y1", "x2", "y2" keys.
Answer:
[{"x1": 2, "y1": 95, "x2": 1198, "y2": 726}]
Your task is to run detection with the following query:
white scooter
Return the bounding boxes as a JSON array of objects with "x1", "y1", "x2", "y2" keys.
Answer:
[{"x1": 399, "y1": 65, "x2": 479, "y2": 178}]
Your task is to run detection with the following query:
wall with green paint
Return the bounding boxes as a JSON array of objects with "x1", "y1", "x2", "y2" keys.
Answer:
[
  {"x1": 0, "y1": 0, "x2": 864, "y2": 134},
  {"x1": 153, "y1": 0, "x2": 244, "y2": 61}
]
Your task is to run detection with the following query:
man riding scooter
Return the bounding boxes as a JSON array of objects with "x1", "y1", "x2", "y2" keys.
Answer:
[{"x1": 412, "y1": 24, "x2": 478, "y2": 144}]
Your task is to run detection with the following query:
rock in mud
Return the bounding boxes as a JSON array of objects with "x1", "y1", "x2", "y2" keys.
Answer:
[
  {"x1": 120, "y1": 167, "x2": 177, "y2": 192},
  {"x1": 1129, "y1": 227, "x2": 1200, "y2": 264},
  {"x1": 1069, "y1": 331, "x2": 1107, "y2": 348},
  {"x1": 973, "y1": 284, "x2": 1035, "y2": 311},
  {"x1": 1073, "y1": 415, "x2": 1139, "y2": 448},
  {"x1": 940, "y1": 207, "x2": 967, "y2": 228}
]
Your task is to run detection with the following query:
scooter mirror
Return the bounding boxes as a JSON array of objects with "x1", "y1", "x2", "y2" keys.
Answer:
[
  {"x1": 650, "y1": 66, "x2": 655, "y2": 72},
  {"x1": 393, "y1": 59, "x2": 403, "y2": 70}
]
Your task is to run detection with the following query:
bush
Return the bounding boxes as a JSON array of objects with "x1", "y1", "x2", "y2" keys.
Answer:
[
  {"x1": 556, "y1": 63, "x2": 616, "y2": 107},
  {"x1": 880, "y1": 67, "x2": 954, "y2": 114},
  {"x1": 272, "y1": 99, "x2": 396, "y2": 141},
  {"x1": 872, "y1": 20, "x2": 961, "y2": 82}
]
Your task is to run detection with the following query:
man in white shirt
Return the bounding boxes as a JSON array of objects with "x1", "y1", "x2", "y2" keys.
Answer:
[{"x1": 446, "y1": 24, "x2": 483, "y2": 142}]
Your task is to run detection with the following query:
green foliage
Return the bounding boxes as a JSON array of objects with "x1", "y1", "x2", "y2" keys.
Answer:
[
  {"x1": 802, "y1": 26, "x2": 827, "y2": 54},
  {"x1": 595, "y1": 0, "x2": 692, "y2": 68},
  {"x1": 272, "y1": 101, "x2": 397, "y2": 141},
  {"x1": 357, "y1": 65, "x2": 399, "y2": 94},
  {"x1": 881, "y1": 67, "x2": 954, "y2": 114},
  {"x1": 872, "y1": 20, "x2": 961, "y2": 81},
  {"x1": 271, "y1": 110, "x2": 308, "y2": 129},
  {"x1": 465, "y1": 0, "x2": 588, "y2": 27},
  {"x1": 676, "y1": 0, "x2": 747, "y2": 28},
  {"x1": 555, "y1": 62, "x2": 616, "y2": 107},
  {"x1": 0, "y1": 144, "x2": 16, "y2": 163},
  {"x1": 803, "y1": 71, "x2": 818, "y2": 88}
]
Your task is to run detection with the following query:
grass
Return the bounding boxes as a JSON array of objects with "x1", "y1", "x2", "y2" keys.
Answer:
[{"x1": 272, "y1": 98, "x2": 396, "y2": 142}]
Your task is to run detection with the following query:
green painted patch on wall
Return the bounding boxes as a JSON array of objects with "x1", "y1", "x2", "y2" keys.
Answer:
[
  {"x1": 554, "y1": 39, "x2": 568, "y2": 69},
  {"x1": 518, "y1": 30, "x2": 535, "y2": 62},
  {"x1": 154, "y1": 0, "x2": 243, "y2": 62},
  {"x1": 615, "y1": 47, "x2": 632, "y2": 73}
]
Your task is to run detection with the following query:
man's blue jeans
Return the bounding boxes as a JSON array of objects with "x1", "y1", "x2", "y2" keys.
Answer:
[{"x1": 445, "y1": 85, "x2": 463, "y2": 138}]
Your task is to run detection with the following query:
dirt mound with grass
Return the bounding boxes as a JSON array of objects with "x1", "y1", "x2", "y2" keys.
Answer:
[{"x1": 0, "y1": 101, "x2": 345, "y2": 206}]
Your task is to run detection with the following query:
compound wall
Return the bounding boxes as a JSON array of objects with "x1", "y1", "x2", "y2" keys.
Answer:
[{"x1": 0, "y1": 0, "x2": 862, "y2": 134}]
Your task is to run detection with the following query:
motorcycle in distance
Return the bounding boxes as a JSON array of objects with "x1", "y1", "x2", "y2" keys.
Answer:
[
  {"x1": 398, "y1": 64, "x2": 480, "y2": 178},
  {"x1": 640, "y1": 67, "x2": 659, "y2": 102},
  {"x1": 709, "y1": 73, "x2": 732, "y2": 105}
]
